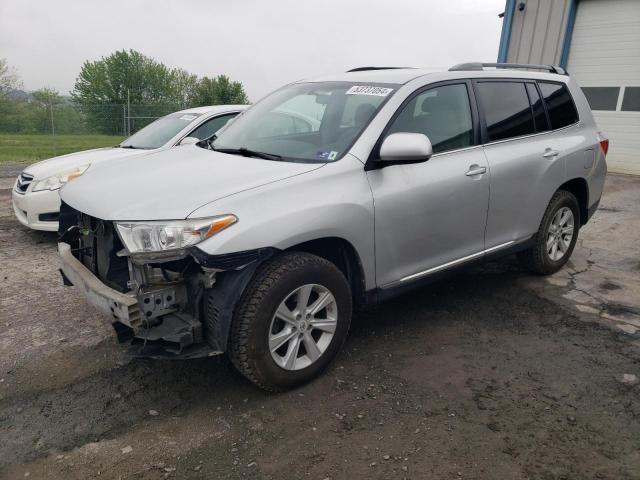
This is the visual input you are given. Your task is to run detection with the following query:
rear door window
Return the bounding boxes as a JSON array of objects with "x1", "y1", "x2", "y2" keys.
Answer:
[
  {"x1": 476, "y1": 81, "x2": 535, "y2": 142},
  {"x1": 538, "y1": 82, "x2": 579, "y2": 129}
]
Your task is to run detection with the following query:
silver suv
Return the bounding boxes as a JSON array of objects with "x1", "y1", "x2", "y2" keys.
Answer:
[{"x1": 58, "y1": 62, "x2": 608, "y2": 391}]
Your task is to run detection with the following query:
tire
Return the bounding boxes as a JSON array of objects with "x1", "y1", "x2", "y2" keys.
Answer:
[
  {"x1": 517, "y1": 190, "x2": 580, "y2": 275},
  {"x1": 228, "y1": 252, "x2": 352, "y2": 391}
]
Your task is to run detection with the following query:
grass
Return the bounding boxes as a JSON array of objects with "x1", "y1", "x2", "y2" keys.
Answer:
[{"x1": 0, "y1": 134, "x2": 124, "y2": 165}]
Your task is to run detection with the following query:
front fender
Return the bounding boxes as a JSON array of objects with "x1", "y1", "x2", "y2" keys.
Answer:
[{"x1": 190, "y1": 155, "x2": 376, "y2": 290}]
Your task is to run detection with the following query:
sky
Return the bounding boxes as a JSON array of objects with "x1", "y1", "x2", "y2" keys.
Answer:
[{"x1": 0, "y1": 0, "x2": 506, "y2": 101}]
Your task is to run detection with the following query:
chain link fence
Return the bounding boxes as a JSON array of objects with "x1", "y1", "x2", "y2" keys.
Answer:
[
  {"x1": 52, "y1": 103, "x2": 185, "y2": 136},
  {"x1": 0, "y1": 101, "x2": 189, "y2": 162},
  {"x1": 0, "y1": 101, "x2": 187, "y2": 137}
]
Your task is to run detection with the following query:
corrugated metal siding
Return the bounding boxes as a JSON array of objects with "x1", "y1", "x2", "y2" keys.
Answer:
[
  {"x1": 567, "y1": 0, "x2": 640, "y2": 174},
  {"x1": 506, "y1": 0, "x2": 572, "y2": 65}
]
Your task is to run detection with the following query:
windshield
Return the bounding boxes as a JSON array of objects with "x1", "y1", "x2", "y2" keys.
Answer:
[
  {"x1": 212, "y1": 82, "x2": 397, "y2": 162},
  {"x1": 120, "y1": 112, "x2": 203, "y2": 149}
]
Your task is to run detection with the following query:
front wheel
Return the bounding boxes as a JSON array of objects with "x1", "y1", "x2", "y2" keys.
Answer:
[
  {"x1": 228, "y1": 252, "x2": 352, "y2": 391},
  {"x1": 517, "y1": 190, "x2": 580, "y2": 275}
]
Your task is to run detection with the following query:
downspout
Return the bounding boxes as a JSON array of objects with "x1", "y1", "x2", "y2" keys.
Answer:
[
  {"x1": 497, "y1": 0, "x2": 516, "y2": 63},
  {"x1": 559, "y1": 0, "x2": 579, "y2": 69}
]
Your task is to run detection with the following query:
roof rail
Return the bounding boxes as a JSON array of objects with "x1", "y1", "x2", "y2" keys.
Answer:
[
  {"x1": 346, "y1": 66, "x2": 413, "y2": 72},
  {"x1": 449, "y1": 62, "x2": 567, "y2": 75}
]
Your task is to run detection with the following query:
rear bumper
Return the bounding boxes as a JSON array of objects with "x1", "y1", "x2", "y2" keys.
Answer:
[
  {"x1": 12, "y1": 188, "x2": 60, "y2": 231},
  {"x1": 58, "y1": 242, "x2": 141, "y2": 328}
]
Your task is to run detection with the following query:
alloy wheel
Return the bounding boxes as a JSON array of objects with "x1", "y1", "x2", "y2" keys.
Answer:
[
  {"x1": 268, "y1": 284, "x2": 338, "y2": 371},
  {"x1": 546, "y1": 206, "x2": 574, "y2": 261}
]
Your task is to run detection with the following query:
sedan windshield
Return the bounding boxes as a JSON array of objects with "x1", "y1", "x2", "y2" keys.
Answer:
[
  {"x1": 212, "y1": 82, "x2": 397, "y2": 162},
  {"x1": 120, "y1": 112, "x2": 203, "y2": 149}
]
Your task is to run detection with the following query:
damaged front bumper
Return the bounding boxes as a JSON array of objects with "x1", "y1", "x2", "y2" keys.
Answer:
[
  {"x1": 58, "y1": 241, "x2": 222, "y2": 359},
  {"x1": 57, "y1": 200, "x2": 278, "y2": 359},
  {"x1": 59, "y1": 241, "x2": 141, "y2": 326}
]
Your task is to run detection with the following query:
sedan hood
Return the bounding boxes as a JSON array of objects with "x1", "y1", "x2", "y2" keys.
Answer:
[
  {"x1": 23, "y1": 147, "x2": 149, "y2": 180},
  {"x1": 60, "y1": 145, "x2": 324, "y2": 220}
]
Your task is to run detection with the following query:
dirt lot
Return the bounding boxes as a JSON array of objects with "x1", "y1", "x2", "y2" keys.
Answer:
[{"x1": 1, "y1": 169, "x2": 639, "y2": 480}]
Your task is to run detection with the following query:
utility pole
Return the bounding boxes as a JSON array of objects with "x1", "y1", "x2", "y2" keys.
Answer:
[
  {"x1": 123, "y1": 104, "x2": 126, "y2": 137},
  {"x1": 127, "y1": 89, "x2": 131, "y2": 136},
  {"x1": 50, "y1": 103, "x2": 56, "y2": 156}
]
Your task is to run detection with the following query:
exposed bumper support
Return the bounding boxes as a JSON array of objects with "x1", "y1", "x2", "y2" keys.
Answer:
[
  {"x1": 127, "y1": 313, "x2": 223, "y2": 359},
  {"x1": 60, "y1": 241, "x2": 212, "y2": 358},
  {"x1": 58, "y1": 242, "x2": 141, "y2": 328},
  {"x1": 59, "y1": 240, "x2": 279, "y2": 359}
]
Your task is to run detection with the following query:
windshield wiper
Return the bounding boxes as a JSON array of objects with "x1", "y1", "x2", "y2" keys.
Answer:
[
  {"x1": 213, "y1": 146, "x2": 282, "y2": 161},
  {"x1": 117, "y1": 145, "x2": 138, "y2": 149}
]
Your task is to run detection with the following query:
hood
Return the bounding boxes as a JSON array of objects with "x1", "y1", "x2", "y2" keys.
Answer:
[
  {"x1": 23, "y1": 147, "x2": 149, "y2": 179},
  {"x1": 60, "y1": 145, "x2": 325, "y2": 220}
]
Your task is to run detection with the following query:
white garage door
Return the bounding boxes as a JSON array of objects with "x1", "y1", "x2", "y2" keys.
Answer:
[{"x1": 567, "y1": 0, "x2": 640, "y2": 175}]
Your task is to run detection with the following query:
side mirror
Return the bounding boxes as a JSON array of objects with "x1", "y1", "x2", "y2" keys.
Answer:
[
  {"x1": 180, "y1": 136, "x2": 200, "y2": 146},
  {"x1": 379, "y1": 132, "x2": 433, "y2": 162}
]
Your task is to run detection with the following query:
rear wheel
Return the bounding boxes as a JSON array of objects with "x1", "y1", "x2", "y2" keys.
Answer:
[
  {"x1": 517, "y1": 190, "x2": 580, "y2": 275},
  {"x1": 228, "y1": 252, "x2": 352, "y2": 391}
]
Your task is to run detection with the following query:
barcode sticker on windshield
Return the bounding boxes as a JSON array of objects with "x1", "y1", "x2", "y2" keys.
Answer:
[{"x1": 346, "y1": 86, "x2": 393, "y2": 96}]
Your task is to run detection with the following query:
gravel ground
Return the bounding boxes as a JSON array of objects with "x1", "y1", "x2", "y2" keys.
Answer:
[{"x1": 1, "y1": 165, "x2": 639, "y2": 480}]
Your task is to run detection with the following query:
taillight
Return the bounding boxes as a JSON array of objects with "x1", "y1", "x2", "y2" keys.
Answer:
[{"x1": 599, "y1": 138, "x2": 609, "y2": 156}]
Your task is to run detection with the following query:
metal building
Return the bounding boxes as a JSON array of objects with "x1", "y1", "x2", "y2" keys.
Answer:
[{"x1": 498, "y1": 0, "x2": 640, "y2": 175}]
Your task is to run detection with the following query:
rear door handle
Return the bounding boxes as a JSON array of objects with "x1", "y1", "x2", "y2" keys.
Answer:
[
  {"x1": 465, "y1": 165, "x2": 487, "y2": 176},
  {"x1": 543, "y1": 148, "x2": 560, "y2": 159}
]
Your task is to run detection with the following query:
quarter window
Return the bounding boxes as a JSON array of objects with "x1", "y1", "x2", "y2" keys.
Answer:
[
  {"x1": 386, "y1": 83, "x2": 473, "y2": 154},
  {"x1": 476, "y1": 81, "x2": 535, "y2": 141},
  {"x1": 538, "y1": 82, "x2": 579, "y2": 129}
]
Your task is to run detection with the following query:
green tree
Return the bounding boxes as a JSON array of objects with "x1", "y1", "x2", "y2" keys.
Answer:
[
  {"x1": 31, "y1": 87, "x2": 64, "y2": 106},
  {"x1": 0, "y1": 58, "x2": 25, "y2": 132},
  {"x1": 28, "y1": 88, "x2": 63, "y2": 133},
  {"x1": 25, "y1": 88, "x2": 86, "y2": 134},
  {"x1": 191, "y1": 75, "x2": 249, "y2": 106},
  {"x1": 72, "y1": 49, "x2": 181, "y2": 134},
  {"x1": 170, "y1": 68, "x2": 199, "y2": 107},
  {"x1": 0, "y1": 58, "x2": 21, "y2": 95}
]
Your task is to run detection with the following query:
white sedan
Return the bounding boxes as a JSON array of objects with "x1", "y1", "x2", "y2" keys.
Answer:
[{"x1": 12, "y1": 104, "x2": 247, "y2": 231}]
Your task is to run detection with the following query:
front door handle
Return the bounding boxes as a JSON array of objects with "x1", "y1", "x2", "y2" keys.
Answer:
[
  {"x1": 543, "y1": 148, "x2": 560, "y2": 159},
  {"x1": 465, "y1": 165, "x2": 487, "y2": 177}
]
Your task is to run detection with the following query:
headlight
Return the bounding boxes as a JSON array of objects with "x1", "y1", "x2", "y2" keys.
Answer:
[
  {"x1": 115, "y1": 215, "x2": 237, "y2": 255},
  {"x1": 32, "y1": 165, "x2": 89, "y2": 192}
]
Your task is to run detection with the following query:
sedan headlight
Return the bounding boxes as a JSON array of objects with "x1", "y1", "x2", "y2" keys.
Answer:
[
  {"x1": 115, "y1": 215, "x2": 237, "y2": 255},
  {"x1": 32, "y1": 165, "x2": 90, "y2": 192}
]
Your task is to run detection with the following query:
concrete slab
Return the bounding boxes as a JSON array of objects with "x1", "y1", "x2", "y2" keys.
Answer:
[{"x1": 527, "y1": 174, "x2": 640, "y2": 332}]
